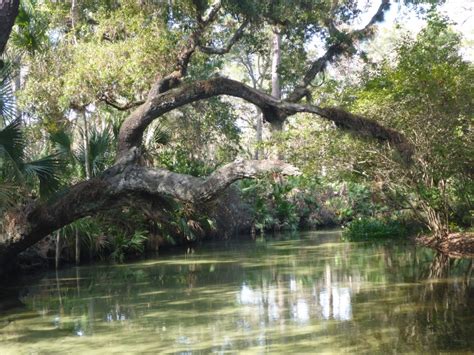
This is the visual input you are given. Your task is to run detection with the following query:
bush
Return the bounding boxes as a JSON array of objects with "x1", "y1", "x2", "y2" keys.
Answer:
[
  {"x1": 240, "y1": 176, "x2": 303, "y2": 233},
  {"x1": 342, "y1": 218, "x2": 409, "y2": 241},
  {"x1": 110, "y1": 230, "x2": 148, "y2": 263}
]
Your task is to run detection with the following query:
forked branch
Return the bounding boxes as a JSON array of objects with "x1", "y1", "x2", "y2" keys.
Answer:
[
  {"x1": 199, "y1": 19, "x2": 250, "y2": 55},
  {"x1": 288, "y1": 0, "x2": 391, "y2": 103}
]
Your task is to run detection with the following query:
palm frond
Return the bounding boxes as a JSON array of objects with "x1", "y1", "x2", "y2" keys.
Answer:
[
  {"x1": 22, "y1": 154, "x2": 63, "y2": 196},
  {"x1": 110, "y1": 116, "x2": 124, "y2": 140},
  {"x1": 50, "y1": 129, "x2": 74, "y2": 159},
  {"x1": 152, "y1": 124, "x2": 172, "y2": 146},
  {"x1": 11, "y1": 0, "x2": 48, "y2": 54},
  {"x1": 0, "y1": 63, "x2": 15, "y2": 124},
  {"x1": 0, "y1": 119, "x2": 25, "y2": 164},
  {"x1": 77, "y1": 127, "x2": 114, "y2": 177}
]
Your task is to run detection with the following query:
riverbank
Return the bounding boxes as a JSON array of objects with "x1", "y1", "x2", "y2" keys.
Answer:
[
  {"x1": 415, "y1": 232, "x2": 474, "y2": 258},
  {"x1": 6, "y1": 228, "x2": 474, "y2": 281}
]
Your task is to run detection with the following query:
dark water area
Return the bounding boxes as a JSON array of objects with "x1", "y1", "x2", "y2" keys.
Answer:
[{"x1": 0, "y1": 230, "x2": 473, "y2": 354}]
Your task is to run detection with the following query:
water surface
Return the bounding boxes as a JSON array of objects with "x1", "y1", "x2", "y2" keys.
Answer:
[{"x1": 1, "y1": 231, "x2": 473, "y2": 354}]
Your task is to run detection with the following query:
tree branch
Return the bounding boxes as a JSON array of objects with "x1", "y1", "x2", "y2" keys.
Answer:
[
  {"x1": 287, "y1": 0, "x2": 391, "y2": 103},
  {"x1": 117, "y1": 77, "x2": 413, "y2": 162},
  {"x1": 199, "y1": 19, "x2": 249, "y2": 55},
  {"x1": 359, "y1": 0, "x2": 391, "y2": 33},
  {"x1": 197, "y1": 0, "x2": 222, "y2": 24},
  {"x1": 99, "y1": 94, "x2": 145, "y2": 111},
  {"x1": 108, "y1": 160, "x2": 300, "y2": 203},
  {"x1": 0, "y1": 159, "x2": 298, "y2": 266},
  {"x1": 0, "y1": 0, "x2": 20, "y2": 55},
  {"x1": 148, "y1": 0, "x2": 222, "y2": 97}
]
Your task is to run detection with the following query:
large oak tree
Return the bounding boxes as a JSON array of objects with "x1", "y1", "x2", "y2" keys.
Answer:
[{"x1": 0, "y1": 0, "x2": 414, "y2": 269}]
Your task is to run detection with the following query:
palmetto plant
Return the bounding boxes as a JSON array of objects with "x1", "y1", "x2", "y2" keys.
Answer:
[
  {"x1": 0, "y1": 66, "x2": 62, "y2": 211},
  {"x1": 0, "y1": 63, "x2": 15, "y2": 126},
  {"x1": 51, "y1": 125, "x2": 115, "y2": 179},
  {"x1": 10, "y1": 0, "x2": 48, "y2": 55},
  {"x1": 0, "y1": 119, "x2": 63, "y2": 201},
  {"x1": 77, "y1": 127, "x2": 114, "y2": 177},
  {"x1": 47, "y1": 123, "x2": 117, "y2": 263}
]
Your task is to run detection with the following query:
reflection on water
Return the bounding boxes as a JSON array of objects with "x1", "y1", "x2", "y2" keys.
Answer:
[{"x1": 0, "y1": 230, "x2": 473, "y2": 354}]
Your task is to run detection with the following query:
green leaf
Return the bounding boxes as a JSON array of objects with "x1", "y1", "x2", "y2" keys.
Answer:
[{"x1": 22, "y1": 154, "x2": 63, "y2": 196}]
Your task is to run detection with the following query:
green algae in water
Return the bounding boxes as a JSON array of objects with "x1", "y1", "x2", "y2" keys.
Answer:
[{"x1": 0, "y1": 230, "x2": 473, "y2": 354}]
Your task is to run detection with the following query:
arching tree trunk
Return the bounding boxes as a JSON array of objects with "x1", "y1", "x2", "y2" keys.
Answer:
[
  {"x1": 0, "y1": 0, "x2": 407, "y2": 274},
  {"x1": 0, "y1": 72, "x2": 412, "y2": 272},
  {"x1": 0, "y1": 159, "x2": 300, "y2": 271}
]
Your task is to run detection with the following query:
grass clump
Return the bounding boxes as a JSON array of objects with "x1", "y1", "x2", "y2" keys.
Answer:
[{"x1": 342, "y1": 218, "x2": 409, "y2": 241}]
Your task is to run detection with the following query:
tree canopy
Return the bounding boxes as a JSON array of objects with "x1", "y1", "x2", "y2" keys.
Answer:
[{"x1": 0, "y1": 0, "x2": 472, "y2": 268}]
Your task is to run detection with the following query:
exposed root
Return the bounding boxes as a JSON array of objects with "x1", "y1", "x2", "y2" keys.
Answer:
[{"x1": 416, "y1": 232, "x2": 474, "y2": 258}]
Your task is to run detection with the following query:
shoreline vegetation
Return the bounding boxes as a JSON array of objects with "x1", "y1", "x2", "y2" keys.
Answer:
[
  {"x1": 416, "y1": 232, "x2": 474, "y2": 259},
  {"x1": 0, "y1": 2, "x2": 472, "y2": 279},
  {"x1": 5, "y1": 221, "x2": 473, "y2": 281},
  {"x1": 0, "y1": 2, "x2": 472, "y2": 352}
]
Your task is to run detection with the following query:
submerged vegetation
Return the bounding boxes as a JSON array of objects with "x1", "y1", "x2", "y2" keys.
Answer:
[{"x1": 0, "y1": 0, "x2": 472, "y2": 271}]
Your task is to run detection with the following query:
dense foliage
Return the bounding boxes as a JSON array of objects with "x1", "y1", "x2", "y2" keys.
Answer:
[
  {"x1": 277, "y1": 13, "x2": 473, "y2": 239},
  {"x1": 0, "y1": 0, "x2": 472, "y2": 266}
]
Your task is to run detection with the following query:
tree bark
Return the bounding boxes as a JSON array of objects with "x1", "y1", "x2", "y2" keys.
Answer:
[
  {"x1": 0, "y1": 0, "x2": 19, "y2": 56},
  {"x1": 271, "y1": 29, "x2": 281, "y2": 101},
  {"x1": 270, "y1": 28, "x2": 285, "y2": 159},
  {"x1": 254, "y1": 109, "x2": 263, "y2": 160},
  {"x1": 70, "y1": 0, "x2": 79, "y2": 36},
  {"x1": 0, "y1": 159, "x2": 299, "y2": 269},
  {"x1": 117, "y1": 77, "x2": 413, "y2": 163},
  {"x1": 55, "y1": 230, "x2": 60, "y2": 269},
  {"x1": 238, "y1": 53, "x2": 267, "y2": 160},
  {"x1": 0, "y1": 0, "x2": 408, "y2": 274},
  {"x1": 81, "y1": 110, "x2": 92, "y2": 179}
]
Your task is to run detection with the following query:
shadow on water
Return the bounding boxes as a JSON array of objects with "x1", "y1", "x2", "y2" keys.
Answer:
[
  {"x1": 0, "y1": 230, "x2": 473, "y2": 354},
  {"x1": 0, "y1": 290, "x2": 26, "y2": 314}
]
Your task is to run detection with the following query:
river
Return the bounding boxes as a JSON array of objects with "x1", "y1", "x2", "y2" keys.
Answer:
[{"x1": 0, "y1": 230, "x2": 473, "y2": 353}]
